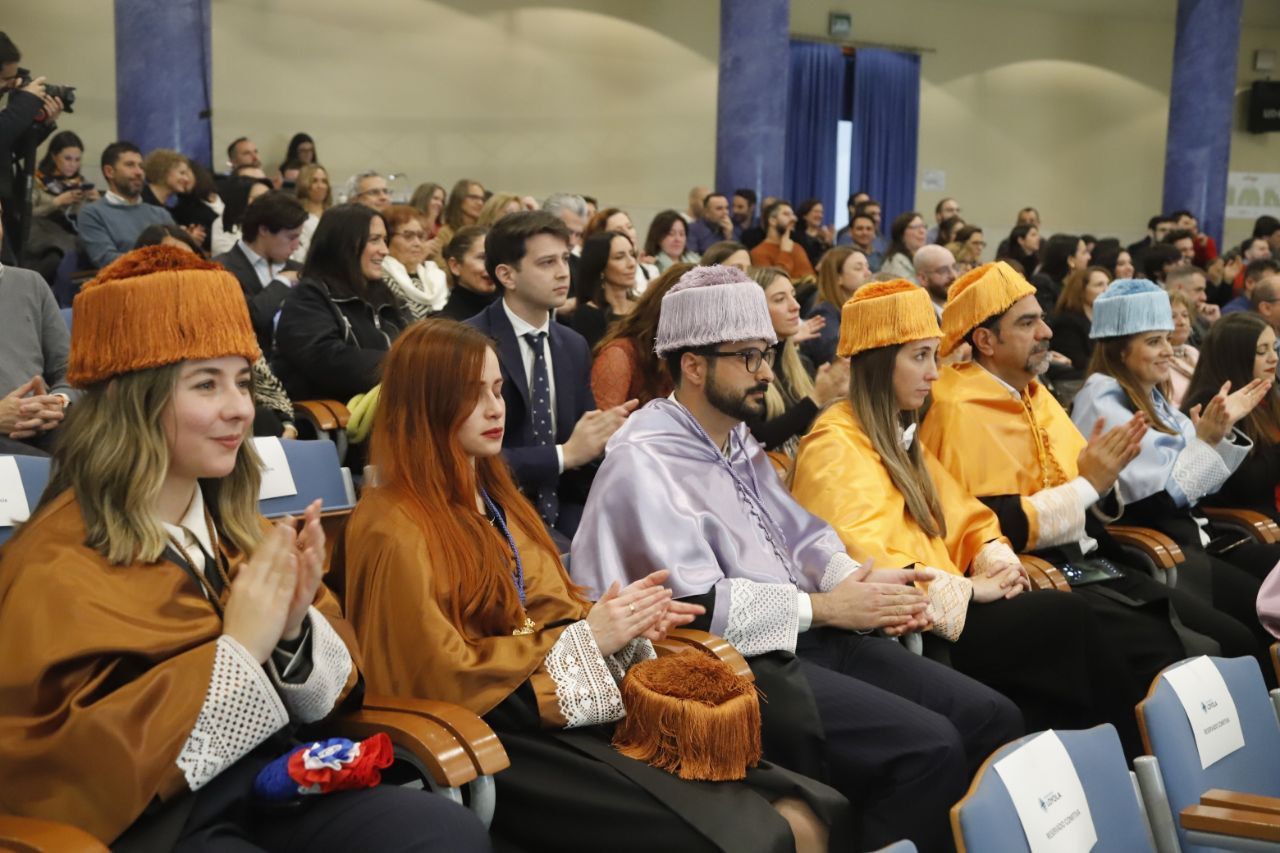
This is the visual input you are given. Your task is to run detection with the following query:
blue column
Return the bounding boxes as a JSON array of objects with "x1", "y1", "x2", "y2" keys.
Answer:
[
  {"x1": 114, "y1": 0, "x2": 213, "y2": 166},
  {"x1": 716, "y1": 0, "x2": 790, "y2": 203},
  {"x1": 1162, "y1": 0, "x2": 1242, "y2": 246}
]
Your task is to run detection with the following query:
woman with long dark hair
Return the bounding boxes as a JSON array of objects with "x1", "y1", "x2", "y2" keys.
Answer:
[
  {"x1": 879, "y1": 211, "x2": 927, "y2": 281},
  {"x1": 995, "y1": 223, "x2": 1040, "y2": 273},
  {"x1": 273, "y1": 204, "x2": 407, "y2": 401},
  {"x1": 571, "y1": 230, "x2": 638, "y2": 349},
  {"x1": 590, "y1": 263, "x2": 689, "y2": 410},
  {"x1": 1032, "y1": 234, "x2": 1090, "y2": 320},
  {"x1": 644, "y1": 209, "x2": 699, "y2": 270}
]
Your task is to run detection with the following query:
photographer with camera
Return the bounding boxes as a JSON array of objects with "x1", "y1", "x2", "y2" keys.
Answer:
[{"x1": 0, "y1": 32, "x2": 66, "y2": 264}]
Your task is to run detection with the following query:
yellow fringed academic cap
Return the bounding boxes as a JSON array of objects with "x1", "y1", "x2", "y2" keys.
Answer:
[
  {"x1": 612, "y1": 652, "x2": 762, "y2": 781},
  {"x1": 68, "y1": 245, "x2": 261, "y2": 388},
  {"x1": 940, "y1": 261, "x2": 1037, "y2": 356},
  {"x1": 837, "y1": 280, "x2": 942, "y2": 358}
]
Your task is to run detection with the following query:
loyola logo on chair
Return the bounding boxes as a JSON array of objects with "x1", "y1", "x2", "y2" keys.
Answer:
[{"x1": 1038, "y1": 790, "x2": 1063, "y2": 812}]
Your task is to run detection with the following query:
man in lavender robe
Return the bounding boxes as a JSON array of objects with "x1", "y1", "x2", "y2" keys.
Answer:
[{"x1": 570, "y1": 265, "x2": 1023, "y2": 853}]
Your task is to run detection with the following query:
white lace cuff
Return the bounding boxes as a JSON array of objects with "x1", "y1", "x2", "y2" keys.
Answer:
[
  {"x1": 268, "y1": 608, "x2": 353, "y2": 724},
  {"x1": 820, "y1": 551, "x2": 861, "y2": 592},
  {"x1": 545, "y1": 620, "x2": 625, "y2": 729},
  {"x1": 919, "y1": 568, "x2": 972, "y2": 642},
  {"x1": 176, "y1": 635, "x2": 289, "y2": 791},
  {"x1": 606, "y1": 636, "x2": 657, "y2": 681},
  {"x1": 972, "y1": 540, "x2": 1021, "y2": 577},
  {"x1": 723, "y1": 578, "x2": 799, "y2": 656},
  {"x1": 1171, "y1": 437, "x2": 1238, "y2": 505},
  {"x1": 1026, "y1": 481, "x2": 1088, "y2": 548}
]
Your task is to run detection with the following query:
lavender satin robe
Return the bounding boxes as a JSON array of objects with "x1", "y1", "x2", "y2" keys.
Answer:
[{"x1": 570, "y1": 399, "x2": 857, "y2": 655}]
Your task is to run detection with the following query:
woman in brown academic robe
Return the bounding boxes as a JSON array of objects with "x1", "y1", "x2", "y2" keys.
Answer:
[
  {"x1": 339, "y1": 318, "x2": 849, "y2": 853},
  {"x1": 0, "y1": 246, "x2": 488, "y2": 852}
]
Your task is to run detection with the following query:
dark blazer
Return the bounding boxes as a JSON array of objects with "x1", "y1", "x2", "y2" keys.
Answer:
[
  {"x1": 466, "y1": 298, "x2": 596, "y2": 505},
  {"x1": 215, "y1": 243, "x2": 303, "y2": 354}
]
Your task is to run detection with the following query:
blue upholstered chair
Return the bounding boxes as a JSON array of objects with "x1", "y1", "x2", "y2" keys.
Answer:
[
  {"x1": 950, "y1": 725, "x2": 1155, "y2": 853},
  {"x1": 0, "y1": 455, "x2": 52, "y2": 546},
  {"x1": 1135, "y1": 655, "x2": 1280, "y2": 852},
  {"x1": 257, "y1": 438, "x2": 355, "y2": 518}
]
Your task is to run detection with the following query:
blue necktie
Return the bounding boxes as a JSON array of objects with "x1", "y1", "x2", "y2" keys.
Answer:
[{"x1": 524, "y1": 332, "x2": 559, "y2": 526}]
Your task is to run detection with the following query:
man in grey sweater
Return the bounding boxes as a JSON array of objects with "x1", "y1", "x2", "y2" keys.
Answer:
[
  {"x1": 0, "y1": 209, "x2": 76, "y2": 455},
  {"x1": 77, "y1": 141, "x2": 173, "y2": 268}
]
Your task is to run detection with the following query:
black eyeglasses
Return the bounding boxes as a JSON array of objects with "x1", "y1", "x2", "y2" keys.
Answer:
[{"x1": 697, "y1": 346, "x2": 776, "y2": 373}]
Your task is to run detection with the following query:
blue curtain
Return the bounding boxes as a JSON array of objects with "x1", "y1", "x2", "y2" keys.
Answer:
[
  {"x1": 784, "y1": 41, "x2": 845, "y2": 219},
  {"x1": 849, "y1": 48, "x2": 921, "y2": 229}
]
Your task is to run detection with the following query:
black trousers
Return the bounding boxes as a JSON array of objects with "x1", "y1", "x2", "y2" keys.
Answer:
[{"x1": 794, "y1": 630, "x2": 1023, "y2": 853}]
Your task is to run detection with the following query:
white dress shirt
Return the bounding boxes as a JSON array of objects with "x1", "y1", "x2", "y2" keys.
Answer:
[
  {"x1": 236, "y1": 240, "x2": 291, "y2": 289},
  {"x1": 502, "y1": 299, "x2": 565, "y2": 472}
]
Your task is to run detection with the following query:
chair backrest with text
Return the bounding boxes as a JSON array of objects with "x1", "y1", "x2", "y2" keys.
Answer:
[{"x1": 0, "y1": 455, "x2": 52, "y2": 546}]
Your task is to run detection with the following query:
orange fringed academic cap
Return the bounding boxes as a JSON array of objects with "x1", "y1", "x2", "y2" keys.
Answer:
[
  {"x1": 67, "y1": 245, "x2": 261, "y2": 387},
  {"x1": 939, "y1": 261, "x2": 1037, "y2": 357},
  {"x1": 836, "y1": 279, "x2": 943, "y2": 358},
  {"x1": 612, "y1": 653, "x2": 762, "y2": 781}
]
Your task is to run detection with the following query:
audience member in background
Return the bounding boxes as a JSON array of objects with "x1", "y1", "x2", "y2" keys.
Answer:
[
  {"x1": 1127, "y1": 214, "x2": 1174, "y2": 265},
  {"x1": 581, "y1": 195, "x2": 598, "y2": 219},
  {"x1": 1224, "y1": 258, "x2": 1280, "y2": 314},
  {"x1": 1166, "y1": 264, "x2": 1215, "y2": 345},
  {"x1": 137, "y1": 224, "x2": 297, "y2": 438},
  {"x1": 78, "y1": 141, "x2": 175, "y2": 267},
  {"x1": 27, "y1": 130, "x2": 95, "y2": 277},
  {"x1": 171, "y1": 162, "x2": 221, "y2": 253},
  {"x1": 1088, "y1": 238, "x2": 1132, "y2": 281},
  {"x1": 274, "y1": 204, "x2": 406, "y2": 402},
  {"x1": 437, "y1": 225, "x2": 494, "y2": 321},
  {"x1": 1253, "y1": 278, "x2": 1280, "y2": 333},
  {"x1": 1208, "y1": 247, "x2": 1245, "y2": 305},
  {"x1": 739, "y1": 194, "x2": 777, "y2": 249},
  {"x1": 995, "y1": 223, "x2": 1040, "y2": 275},
  {"x1": 794, "y1": 198, "x2": 833, "y2": 267},
  {"x1": 645, "y1": 209, "x2": 699, "y2": 271},
  {"x1": 210, "y1": 175, "x2": 272, "y2": 256},
  {"x1": 926, "y1": 196, "x2": 961, "y2": 243},
  {"x1": 1256, "y1": 215, "x2": 1280, "y2": 257},
  {"x1": 1167, "y1": 289, "x2": 1200, "y2": 408},
  {"x1": 683, "y1": 184, "x2": 709, "y2": 223},
  {"x1": 571, "y1": 265, "x2": 1023, "y2": 853},
  {"x1": 0, "y1": 33, "x2": 62, "y2": 261},
  {"x1": 1185, "y1": 312, "x2": 1280, "y2": 522},
  {"x1": 571, "y1": 230, "x2": 637, "y2": 350},
  {"x1": 438, "y1": 177, "x2": 485, "y2": 252},
  {"x1": 477, "y1": 191, "x2": 522, "y2": 228},
  {"x1": 791, "y1": 280, "x2": 1146, "y2": 751},
  {"x1": 732, "y1": 188, "x2": 757, "y2": 232},
  {"x1": 862, "y1": 199, "x2": 889, "y2": 255},
  {"x1": 1163, "y1": 228, "x2": 1196, "y2": 266},
  {"x1": 914, "y1": 244, "x2": 958, "y2": 319},
  {"x1": 1171, "y1": 209, "x2": 1218, "y2": 266},
  {"x1": 344, "y1": 170, "x2": 391, "y2": 212},
  {"x1": 993, "y1": 208, "x2": 1040, "y2": 259},
  {"x1": 381, "y1": 204, "x2": 448, "y2": 320},
  {"x1": 879, "y1": 211, "x2": 928, "y2": 282},
  {"x1": 140, "y1": 149, "x2": 193, "y2": 211},
  {"x1": 744, "y1": 266, "x2": 846, "y2": 463},
  {"x1": 1031, "y1": 233, "x2": 1089, "y2": 320},
  {"x1": 700, "y1": 240, "x2": 751, "y2": 271},
  {"x1": 340, "y1": 319, "x2": 840, "y2": 853},
  {"x1": 214, "y1": 189, "x2": 306, "y2": 353},
  {"x1": 277, "y1": 131, "x2": 316, "y2": 182},
  {"x1": 585, "y1": 207, "x2": 659, "y2": 289},
  {"x1": 226, "y1": 135, "x2": 261, "y2": 170},
  {"x1": 843, "y1": 210, "x2": 883, "y2": 271},
  {"x1": 1141, "y1": 242, "x2": 1183, "y2": 287},
  {"x1": 1072, "y1": 279, "x2": 1277, "y2": 662},
  {"x1": 688, "y1": 191, "x2": 737, "y2": 255},
  {"x1": 0, "y1": 211, "x2": 74, "y2": 457},
  {"x1": 466, "y1": 211, "x2": 637, "y2": 539},
  {"x1": 802, "y1": 246, "x2": 870, "y2": 366},
  {"x1": 934, "y1": 215, "x2": 966, "y2": 249},
  {"x1": 291, "y1": 163, "x2": 330, "y2": 263},
  {"x1": 542, "y1": 192, "x2": 590, "y2": 253},
  {"x1": 409, "y1": 181, "x2": 447, "y2": 240},
  {"x1": 590, "y1": 264, "x2": 687, "y2": 410},
  {"x1": 1051, "y1": 265, "x2": 1111, "y2": 377},
  {"x1": 951, "y1": 225, "x2": 986, "y2": 271},
  {"x1": 749, "y1": 201, "x2": 814, "y2": 280}
]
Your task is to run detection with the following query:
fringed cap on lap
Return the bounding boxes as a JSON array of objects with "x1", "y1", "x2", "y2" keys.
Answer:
[
  {"x1": 612, "y1": 652, "x2": 762, "y2": 781},
  {"x1": 654, "y1": 265, "x2": 777, "y2": 356},
  {"x1": 67, "y1": 245, "x2": 262, "y2": 387},
  {"x1": 837, "y1": 280, "x2": 942, "y2": 357},
  {"x1": 940, "y1": 261, "x2": 1037, "y2": 356},
  {"x1": 1089, "y1": 278, "x2": 1175, "y2": 339}
]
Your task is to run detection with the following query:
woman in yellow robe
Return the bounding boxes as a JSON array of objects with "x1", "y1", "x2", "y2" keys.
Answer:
[
  {"x1": 339, "y1": 318, "x2": 850, "y2": 853},
  {"x1": 791, "y1": 280, "x2": 1145, "y2": 745}
]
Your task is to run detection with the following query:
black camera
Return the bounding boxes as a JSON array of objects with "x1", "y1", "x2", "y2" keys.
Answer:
[{"x1": 16, "y1": 67, "x2": 76, "y2": 113}]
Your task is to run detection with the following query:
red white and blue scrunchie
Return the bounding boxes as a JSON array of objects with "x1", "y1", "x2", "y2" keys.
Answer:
[{"x1": 253, "y1": 733, "x2": 395, "y2": 803}]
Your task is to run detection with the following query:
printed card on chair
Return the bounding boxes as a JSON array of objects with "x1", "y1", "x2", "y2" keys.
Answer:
[
  {"x1": 1162, "y1": 656, "x2": 1245, "y2": 769},
  {"x1": 254, "y1": 437, "x2": 299, "y2": 501},
  {"x1": 994, "y1": 730, "x2": 1097, "y2": 853},
  {"x1": 0, "y1": 457, "x2": 30, "y2": 526}
]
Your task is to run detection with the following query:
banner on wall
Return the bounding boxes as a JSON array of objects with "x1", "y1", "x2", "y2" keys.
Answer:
[{"x1": 1226, "y1": 172, "x2": 1280, "y2": 220}]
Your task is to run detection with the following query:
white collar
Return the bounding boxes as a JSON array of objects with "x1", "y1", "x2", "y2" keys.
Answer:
[
  {"x1": 502, "y1": 298, "x2": 551, "y2": 338},
  {"x1": 900, "y1": 422, "x2": 918, "y2": 450},
  {"x1": 975, "y1": 360, "x2": 1024, "y2": 400},
  {"x1": 159, "y1": 486, "x2": 213, "y2": 556},
  {"x1": 237, "y1": 239, "x2": 267, "y2": 267},
  {"x1": 104, "y1": 190, "x2": 140, "y2": 207}
]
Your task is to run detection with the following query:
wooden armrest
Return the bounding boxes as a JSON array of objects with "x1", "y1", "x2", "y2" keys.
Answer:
[
  {"x1": 1019, "y1": 554, "x2": 1071, "y2": 592},
  {"x1": 657, "y1": 628, "x2": 753, "y2": 681},
  {"x1": 331, "y1": 708, "x2": 477, "y2": 788},
  {"x1": 1200, "y1": 507, "x2": 1280, "y2": 545},
  {"x1": 1182, "y1": 803, "x2": 1280, "y2": 842},
  {"x1": 0, "y1": 816, "x2": 108, "y2": 852},
  {"x1": 295, "y1": 400, "x2": 339, "y2": 431},
  {"x1": 1108, "y1": 525, "x2": 1187, "y2": 570},
  {"x1": 1201, "y1": 789, "x2": 1280, "y2": 814},
  {"x1": 1272, "y1": 643, "x2": 1280, "y2": 688},
  {"x1": 361, "y1": 694, "x2": 509, "y2": 776}
]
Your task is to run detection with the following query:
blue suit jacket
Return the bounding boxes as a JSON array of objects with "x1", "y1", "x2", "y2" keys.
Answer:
[{"x1": 466, "y1": 299, "x2": 597, "y2": 501}]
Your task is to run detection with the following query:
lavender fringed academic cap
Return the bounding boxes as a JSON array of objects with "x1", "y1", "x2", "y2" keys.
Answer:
[{"x1": 654, "y1": 265, "x2": 779, "y2": 356}]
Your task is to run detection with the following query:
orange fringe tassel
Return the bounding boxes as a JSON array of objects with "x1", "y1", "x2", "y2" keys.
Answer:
[{"x1": 612, "y1": 652, "x2": 762, "y2": 781}]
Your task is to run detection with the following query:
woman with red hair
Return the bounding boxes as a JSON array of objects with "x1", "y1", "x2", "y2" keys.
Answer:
[{"x1": 340, "y1": 319, "x2": 846, "y2": 853}]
